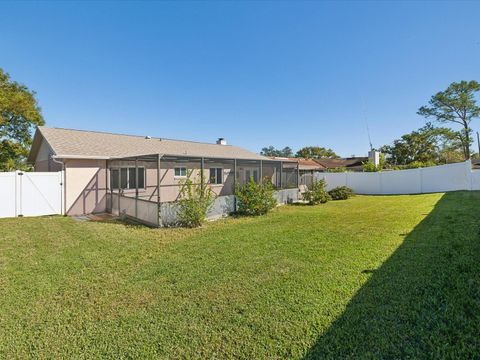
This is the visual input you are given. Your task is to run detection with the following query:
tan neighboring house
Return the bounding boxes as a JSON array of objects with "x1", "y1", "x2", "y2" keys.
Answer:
[
  {"x1": 314, "y1": 157, "x2": 368, "y2": 172},
  {"x1": 28, "y1": 127, "x2": 299, "y2": 220}
]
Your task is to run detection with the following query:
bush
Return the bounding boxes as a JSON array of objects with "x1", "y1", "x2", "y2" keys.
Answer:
[
  {"x1": 405, "y1": 160, "x2": 437, "y2": 169},
  {"x1": 328, "y1": 186, "x2": 353, "y2": 200},
  {"x1": 176, "y1": 177, "x2": 215, "y2": 228},
  {"x1": 326, "y1": 167, "x2": 347, "y2": 173},
  {"x1": 303, "y1": 179, "x2": 331, "y2": 205},
  {"x1": 235, "y1": 177, "x2": 277, "y2": 216}
]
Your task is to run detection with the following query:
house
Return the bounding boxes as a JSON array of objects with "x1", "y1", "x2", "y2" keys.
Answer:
[
  {"x1": 314, "y1": 157, "x2": 368, "y2": 172},
  {"x1": 28, "y1": 126, "x2": 299, "y2": 225}
]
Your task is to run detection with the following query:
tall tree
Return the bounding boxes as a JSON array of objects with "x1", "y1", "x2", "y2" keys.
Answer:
[
  {"x1": 260, "y1": 146, "x2": 293, "y2": 157},
  {"x1": 295, "y1": 146, "x2": 339, "y2": 159},
  {"x1": 417, "y1": 80, "x2": 480, "y2": 160},
  {"x1": 0, "y1": 68, "x2": 44, "y2": 170},
  {"x1": 379, "y1": 123, "x2": 465, "y2": 165}
]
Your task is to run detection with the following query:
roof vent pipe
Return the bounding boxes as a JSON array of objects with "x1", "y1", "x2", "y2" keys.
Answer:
[{"x1": 216, "y1": 137, "x2": 227, "y2": 145}]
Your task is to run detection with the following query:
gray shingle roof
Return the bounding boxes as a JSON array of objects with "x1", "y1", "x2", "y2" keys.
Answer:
[{"x1": 31, "y1": 126, "x2": 269, "y2": 161}]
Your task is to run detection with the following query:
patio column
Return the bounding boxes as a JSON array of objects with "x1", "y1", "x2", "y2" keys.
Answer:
[
  {"x1": 135, "y1": 157, "x2": 138, "y2": 219},
  {"x1": 296, "y1": 162, "x2": 300, "y2": 188},
  {"x1": 233, "y1": 158, "x2": 237, "y2": 212},
  {"x1": 260, "y1": 160, "x2": 263, "y2": 183},
  {"x1": 107, "y1": 159, "x2": 112, "y2": 213},
  {"x1": 157, "y1": 154, "x2": 161, "y2": 227},
  {"x1": 280, "y1": 161, "x2": 283, "y2": 189},
  {"x1": 201, "y1": 157, "x2": 205, "y2": 192}
]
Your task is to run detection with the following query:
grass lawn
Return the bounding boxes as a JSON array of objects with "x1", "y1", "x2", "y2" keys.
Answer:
[{"x1": 1, "y1": 192, "x2": 479, "y2": 358}]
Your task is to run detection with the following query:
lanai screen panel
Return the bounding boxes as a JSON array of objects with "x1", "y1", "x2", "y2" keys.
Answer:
[
  {"x1": 262, "y1": 161, "x2": 281, "y2": 188},
  {"x1": 236, "y1": 159, "x2": 262, "y2": 186},
  {"x1": 282, "y1": 162, "x2": 298, "y2": 188}
]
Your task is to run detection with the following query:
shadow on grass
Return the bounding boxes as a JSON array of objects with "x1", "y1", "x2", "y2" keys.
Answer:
[{"x1": 304, "y1": 191, "x2": 480, "y2": 359}]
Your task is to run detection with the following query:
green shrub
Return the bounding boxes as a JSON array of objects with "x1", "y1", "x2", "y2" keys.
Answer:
[
  {"x1": 326, "y1": 167, "x2": 347, "y2": 173},
  {"x1": 405, "y1": 160, "x2": 437, "y2": 169},
  {"x1": 235, "y1": 177, "x2": 277, "y2": 216},
  {"x1": 303, "y1": 179, "x2": 331, "y2": 205},
  {"x1": 177, "y1": 177, "x2": 215, "y2": 228},
  {"x1": 362, "y1": 160, "x2": 381, "y2": 172},
  {"x1": 328, "y1": 186, "x2": 353, "y2": 200}
]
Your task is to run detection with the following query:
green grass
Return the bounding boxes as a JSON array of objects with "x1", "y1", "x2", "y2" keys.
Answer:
[{"x1": 1, "y1": 192, "x2": 479, "y2": 358}]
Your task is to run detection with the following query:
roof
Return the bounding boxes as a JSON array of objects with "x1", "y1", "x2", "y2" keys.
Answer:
[
  {"x1": 269, "y1": 157, "x2": 325, "y2": 171},
  {"x1": 28, "y1": 126, "x2": 271, "y2": 162},
  {"x1": 314, "y1": 157, "x2": 367, "y2": 169}
]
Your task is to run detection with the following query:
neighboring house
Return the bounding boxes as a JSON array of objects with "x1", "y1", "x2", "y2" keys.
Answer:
[
  {"x1": 28, "y1": 127, "x2": 299, "y2": 224},
  {"x1": 314, "y1": 157, "x2": 368, "y2": 172},
  {"x1": 472, "y1": 159, "x2": 480, "y2": 170}
]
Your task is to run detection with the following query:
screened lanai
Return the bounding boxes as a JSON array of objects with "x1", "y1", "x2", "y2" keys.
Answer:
[{"x1": 106, "y1": 153, "x2": 300, "y2": 227}]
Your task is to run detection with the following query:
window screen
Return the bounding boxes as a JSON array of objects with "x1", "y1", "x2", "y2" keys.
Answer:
[
  {"x1": 209, "y1": 168, "x2": 223, "y2": 184},
  {"x1": 111, "y1": 167, "x2": 145, "y2": 189},
  {"x1": 120, "y1": 168, "x2": 128, "y2": 189},
  {"x1": 137, "y1": 168, "x2": 145, "y2": 188},
  {"x1": 174, "y1": 167, "x2": 187, "y2": 177},
  {"x1": 111, "y1": 169, "x2": 119, "y2": 189}
]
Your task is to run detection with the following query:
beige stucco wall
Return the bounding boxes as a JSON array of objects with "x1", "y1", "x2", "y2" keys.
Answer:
[
  {"x1": 33, "y1": 139, "x2": 62, "y2": 172},
  {"x1": 65, "y1": 159, "x2": 107, "y2": 215}
]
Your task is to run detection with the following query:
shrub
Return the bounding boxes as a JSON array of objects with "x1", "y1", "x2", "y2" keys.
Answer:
[
  {"x1": 328, "y1": 186, "x2": 353, "y2": 200},
  {"x1": 235, "y1": 177, "x2": 277, "y2": 216},
  {"x1": 362, "y1": 154, "x2": 385, "y2": 172},
  {"x1": 362, "y1": 160, "x2": 381, "y2": 172},
  {"x1": 405, "y1": 160, "x2": 437, "y2": 169},
  {"x1": 303, "y1": 179, "x2": 331, "y2": 205},
  {"x1": 326, "y1": 167, "x2": 347, "y2": 173},
  {"x1": 176, "y1": 177, "x2": 215, "y2": 228}
]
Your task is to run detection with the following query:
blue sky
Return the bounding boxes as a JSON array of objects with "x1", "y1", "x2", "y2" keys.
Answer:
[{"x1": 1, "y1": 1, "x2": 479, "y2": 157}]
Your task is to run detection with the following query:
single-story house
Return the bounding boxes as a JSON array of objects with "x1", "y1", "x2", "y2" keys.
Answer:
[
  {"x1": 28, "y1": 126, "x2": 299, "y2": 226},
  {"x1": 314, "y1": 157, "x2": 368, "y2": 172}
]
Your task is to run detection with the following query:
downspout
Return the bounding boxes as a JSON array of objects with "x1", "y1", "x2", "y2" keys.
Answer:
[{"x1": 50, "y1": 155, "x2": 66, "y2": 215}]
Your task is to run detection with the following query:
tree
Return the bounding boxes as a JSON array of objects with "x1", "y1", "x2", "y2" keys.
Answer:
[
  {"x1": 260, "y1": 146, "x2": 293, "y2": 157},
  {"x1": 418, "y1": 80, "x2": 480, "y2": 160},
  {"x1": 295, "y1": 146, "x2": 339, "y2": 159},
  {"x1": 379, "y1": 123, "x2": 465, "y2": 165},
  {"x1": 0, "y1": 68, "x2": 44, "y2": 171}
]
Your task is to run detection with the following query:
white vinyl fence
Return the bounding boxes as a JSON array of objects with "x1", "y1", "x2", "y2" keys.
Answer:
[
  {"x1": 0, "y1": 171, "x2": 64, "y2": 218},
  {"x1": 316, "y1": 160, "x2": 480, "y2": 195}
]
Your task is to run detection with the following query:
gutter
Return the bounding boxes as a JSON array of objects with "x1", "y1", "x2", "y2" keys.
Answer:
[{"x1": 53, "y1": 154, "x2": 111, "y2": 160}]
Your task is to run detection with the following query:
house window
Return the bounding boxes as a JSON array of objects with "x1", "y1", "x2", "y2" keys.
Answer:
[
  {"x1": 209, "y1": 168, "x2": 223, "y2": 184},
  {"x1": 174, "y1": 167, "x2": 187, "y2": 178},
  {"x1": 110, "y1": 167, "x2": 145, "y2": 190},
  {"x1": 111, "y1": 169, "x2": 119, "y2": 189}
]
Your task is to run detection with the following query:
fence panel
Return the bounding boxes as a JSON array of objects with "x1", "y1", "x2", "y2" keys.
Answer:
[
  {"x1": 346, "y1": 172, "x2": 381, "y2": 194},
  {"x1": 380, "y1": 168, "x2": 421, "y2": 194},
  {"x1": 0, "y1": 172, "x2": 17, "y2": 218},
  {"x1": 317, "y1": 161, "x2": 476, "y2": 195},
  {"x1": 20, "y1": 172, "x2": 63, "y2": 216},
  {"x1": 0, "y1": 171, "x2": 63, "y2": 218}
]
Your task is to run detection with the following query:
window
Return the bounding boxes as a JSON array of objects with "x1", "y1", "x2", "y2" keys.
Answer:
[
  {"x1": 110, "y1": 167, "x2": 145, "y2": 190},
  {"x1": 174, "y1": 167, "x2": 187, "y2": 178},
  {"x1": 209, "y1": 168, "x2": 223, "y2": 184},
  {"x1": 111, "y1": 169, "x2": 119, "y2": 189}
]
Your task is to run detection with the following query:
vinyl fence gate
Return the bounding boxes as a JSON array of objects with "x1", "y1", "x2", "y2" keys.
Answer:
[{"x1": 0, "y1": 171, "x2": 64, "y2": 218}]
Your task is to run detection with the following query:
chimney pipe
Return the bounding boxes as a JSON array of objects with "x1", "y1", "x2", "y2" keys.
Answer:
[{"x1": 216, "y1": 138, "x2": 227, "y2": 145}]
